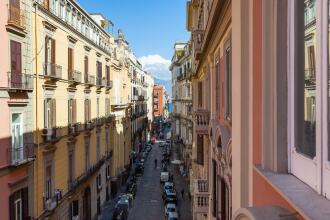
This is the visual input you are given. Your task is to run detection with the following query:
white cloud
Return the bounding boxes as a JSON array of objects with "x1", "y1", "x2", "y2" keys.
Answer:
[{"x1": 138, "y1": 54, "x2": 172, "y2": 81}]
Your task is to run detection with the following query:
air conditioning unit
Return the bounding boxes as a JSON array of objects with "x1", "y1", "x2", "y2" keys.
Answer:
[
  {"x1": 42, "y1": 128, "x2": 55, "y2": 141},
  {"x1": 45, "y1": 198, "x2": 57, "y2": 211}
]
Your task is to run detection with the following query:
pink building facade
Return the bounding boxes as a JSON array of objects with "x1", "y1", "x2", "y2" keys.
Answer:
[{"x1": 0, "y1": 0, "x2": 34, "y2": 219}]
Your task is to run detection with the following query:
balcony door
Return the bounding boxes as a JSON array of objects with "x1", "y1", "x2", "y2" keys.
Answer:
[
  {"x1": 45, "y1": 37, "x2": 55, "y2": 76},
  {"x1": 11, "y1": 113, "x2": 23, "y2": 163},
  {"x1": 10, "y1": 40, "x2": 22, "y2": 88}
]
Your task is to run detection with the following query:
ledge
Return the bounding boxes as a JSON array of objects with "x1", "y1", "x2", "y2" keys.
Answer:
[{"x1": 255, "y1": 166, "x2": 330, "y2": 220}]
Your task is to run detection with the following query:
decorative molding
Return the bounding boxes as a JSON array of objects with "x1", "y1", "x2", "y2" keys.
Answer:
[
  {"x1": 68, "y1": 35, "x2": 78, "y2": 44},
  {"x1": 42, "y1": 20, "x2": 57, "y2": 32},
  {"x1": 84, "y1": 45, "x2": 91, "y2": 51}
]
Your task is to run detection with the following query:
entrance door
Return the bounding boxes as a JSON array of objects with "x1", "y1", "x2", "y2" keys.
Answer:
[{"x1": 83, "y1": 187, "x2": 91, "y2": 220}]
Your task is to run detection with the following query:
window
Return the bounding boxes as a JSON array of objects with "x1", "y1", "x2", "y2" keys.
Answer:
[
  {"x1": 96, "y1": 61, "x2": 102, "y2": 85},
  {"x1": 68, "y1": 150, "x2": 74, "y2": 184},
  {"x1": 215, "y1": 59, "x2": 220, "y2": 112},
  {"x1": 84, "y1": 99, "x2": 91, "y2": 123},
  {"x1": 198, "y1": 81, "x2": 203, "y2": 107},
  {"x1": 289, "y1": 0, "x2": 330, "y2": 198},
  {"x1": 71, "y1": 200, "x2": 79, "y2": 219},
  {"x1": 85, "y1": 139, "x2": 90, "y2": 171},
  {"x1": 97, "y1": 174, "x2": 102, "y2": 190},
  {"x1": 96, "y1": 134, "x2": 100, "y2": 161},
  {"x1": 105, "y1": 98, "x2": 110, "y2": 116},
  {"x1": 11, "y1": 113, "x2": 23, "y2": 163},
  {"x1": 68, "y1": 99, "x2": 76, "y2": 126},
  {"x1": 68, "y1": 47, "x2": 74, "y2": 80},
  {"x1": 225, "y1": 44, "x2": 232, "y2": 120},
  {"x1": 220, "y1": 179, "x2": 231, "y2": 220},
  {"x1": 44, "y1": 98, "x2": 56, "y2": 128},
  {"x1": 10, "y1": 40, "x2": 22, "y2": 88},
  {"x1": 45, "y1": 165, "x2": 52, "y2": 199},
  {"x1": 84, "y1": 56, "x2": 89, "y2": 83},
  {"x1": 197, "y1": 135, "x2": 204, "y2": 165},
  {"x1": 96, "y1": 97, "x2": 100, "y2": 119},
  {"x1": 9, "y1": 188, "x2": 28, "y2": 220},
  {"x1": 44, "y1": 37, "x2": 56, "y2": 76}
]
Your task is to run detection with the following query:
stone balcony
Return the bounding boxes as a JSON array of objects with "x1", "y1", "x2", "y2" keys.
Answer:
[
  {"x1": 193, "y1": 179, "x2": 209, "y2": 214},
  {"x1": 192, "y1": 30, "x2": 204, "y2": 60},
  {"x1": 193, "y1": 108, "x2": 210, "y2": 135}
]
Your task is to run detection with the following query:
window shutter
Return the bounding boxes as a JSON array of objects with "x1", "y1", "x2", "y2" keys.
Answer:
[
  {"x1": 51, "y1": 39, "x2": 56, "y2": 64},
  {"x1": 197, "y1": 135, "x2": 204, "y2": 165},
  {"x1": 22, "y1": 188, "x2": 29, "y2": 220},
  {"x1": 44, "y1": 99, "x2": 48, "y2": 128},
  {"x1": 45, "y1": 36, "x2": 49, "y2": 69},
  {"x1": 9, "y1": 193, "x2": 15, "y2": 220},
  {"x1": 88, "y1": 99, "x2": 91, "y2": 122},
  {"x1": 84, "y1": 56, "x2": 88, "y2": 82},
  {"x1": 51, "y1": 99, "x2": 56, "y2": 127}
]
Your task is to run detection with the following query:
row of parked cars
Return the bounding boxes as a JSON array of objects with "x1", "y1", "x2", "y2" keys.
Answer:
[
  {"x1": 159, "y1": 140, "x2": 179, "y2": 220},
  {"x1": 112, "y1": 143, "x2": 153, "y2": 220}
]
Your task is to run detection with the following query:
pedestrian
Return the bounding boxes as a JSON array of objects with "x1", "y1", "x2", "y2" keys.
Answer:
[
  {"x1": 154, "y1": 159, "x2": 157, "y2": 168},
  {"x1": 181, "y1": 188, "x2": 185, "y2": 200}
]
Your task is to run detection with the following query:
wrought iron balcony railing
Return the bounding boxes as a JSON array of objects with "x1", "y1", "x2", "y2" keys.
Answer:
[
  {"x1": 7, "y1": 72, "x2": 33, "y2": 90},
  {"x1": 69, "y1": 70, "x2": 82, "y2": 83},
  {"x1": 85, "y1": 74, "x2": 95, "y2": 85},
  {"x1": 44, "y1": 63, "x2": 62, "y2": 79},
  {"x1": 7, "y1": 143, "x2": 35, "y2": 166}
]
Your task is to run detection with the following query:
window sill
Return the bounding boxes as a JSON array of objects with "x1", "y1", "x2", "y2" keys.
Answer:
[{"x1": 255, "y1": 165, "x2": 330, "y2": 220}]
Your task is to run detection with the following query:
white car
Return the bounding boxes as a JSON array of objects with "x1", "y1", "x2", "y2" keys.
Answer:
[
  {"x1": 164, "y1": 203, "x2": 177, "y2": 217},
  {"x1": 160, "y1": 172, "x2": 169, "y2": 183},
  {"x1": 167, "y1": 211, "x2": 179, "y2": 220}
]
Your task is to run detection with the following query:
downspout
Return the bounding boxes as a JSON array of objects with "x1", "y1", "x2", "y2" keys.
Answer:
[{"x1": 33, "y1": 2, "x2": 39, "y2": 217}]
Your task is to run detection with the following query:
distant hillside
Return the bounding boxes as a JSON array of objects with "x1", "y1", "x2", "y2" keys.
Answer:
[{"x1": 155, "y1": 78, "x2": 172, "y2": 99}]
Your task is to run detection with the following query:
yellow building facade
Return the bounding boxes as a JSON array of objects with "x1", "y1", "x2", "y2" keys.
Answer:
[{"x1": 31, "y1": 1, "x2": 131, "y2": 219}]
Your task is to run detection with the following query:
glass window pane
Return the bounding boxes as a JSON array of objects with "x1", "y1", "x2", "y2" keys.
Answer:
[{"x1": 295, "y1": 0, "x2": 316, "y2": 158}]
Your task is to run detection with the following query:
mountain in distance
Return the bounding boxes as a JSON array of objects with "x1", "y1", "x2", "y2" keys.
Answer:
[{"x1": 155, "y1": 78, "x2": 172, "y2": 100}]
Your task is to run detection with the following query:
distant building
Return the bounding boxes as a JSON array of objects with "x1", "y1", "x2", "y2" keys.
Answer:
[{"x1": 153, "y1": 85, "x2": 164, "y2": 120}]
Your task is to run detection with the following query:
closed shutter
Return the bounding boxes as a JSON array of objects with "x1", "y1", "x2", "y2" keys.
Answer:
[
  {"x1": 88, "y1": 100, "x2": 91, "y2": 122},
  {"x1": 106, "y1": 65, "x2": 110, "y2": 81},
  {"x1": 197, "y1": 135, "x2": 204, "y2": 165},
  {"x1": 9, "y1": 193, "x2": 15, "y2": 220},
  {"x1": 44, "y1": 99, "x2": 48, "y2": 128},
  {"x1": 73, "y1": 99, "x2": 77, "y2": 124},
  {"x1": 22, "y1": 188, "x2": 29, "y2": 220},
  {"x1": 97, "y1": 61, "x2": 102, "y2": 78},
  {"x1": 198, "y1": 82, "x2": 203, "y2": 107},
  {"x1": 215, "y1": 60, "x2": 220, "y2": 112},
  {"x1": 84, "y1": 56, "x2": 88, "y2": 82},
  {"x1": 45, "y1": 36, "x2": 49, "y2": 66}
]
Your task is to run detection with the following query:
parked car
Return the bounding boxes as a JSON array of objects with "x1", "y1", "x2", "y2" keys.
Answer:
[
  {"x1": 162, "y1": 189, "x2": 177, "y2": 204},
  {"x1": 135, "y1": 163, "x2": 144, "y2": 176},
  {"x1": 164, "y1": 203, "x2": 178, "y2": 217},
  {"x1": 166, "y1": 211, "x2": 179, "y2": 220},
  {"x1": 163, "y1": 182, "x2": 174, "y2": 192},
  {"x1": 160, "y1": 172, "x2": 169, "y2": 183}
]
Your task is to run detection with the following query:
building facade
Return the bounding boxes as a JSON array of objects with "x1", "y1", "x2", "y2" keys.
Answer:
[
  {"x1": 170, "y1": 42, "x2": 193, "y2": 171},
  {"x1": 153, "y1": 84, "x2": 164, "y2": 119},
  {"x1": 186, "y1": 0, "x2": 330, "y2": 220},
  {"x1": 0, "y1": 0, "x2": 34, "y2": 219},
  {"x1": 31, "y1": 1, "x2": 118, "y2": 219}
]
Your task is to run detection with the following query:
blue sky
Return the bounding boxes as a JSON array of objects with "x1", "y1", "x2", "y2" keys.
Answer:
[{"x1": 77, "y1": 0, "x2": 190, "y2": 80}]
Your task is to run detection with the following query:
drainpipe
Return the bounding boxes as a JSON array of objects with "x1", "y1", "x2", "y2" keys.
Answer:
[{"x1": 33, "y1": 2, "x2": 39, "y2": 217}]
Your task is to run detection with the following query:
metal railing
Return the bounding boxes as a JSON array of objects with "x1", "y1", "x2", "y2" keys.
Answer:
[
  {"x1": 44, "y1": 63, "x2": 62, "y2": 79},
  {"x1": 7, "y1": 72, "x2": 33, "y2": 90},
  {"x1": 85, "y1": 74, "x2": 95, "y2": 85},
  {"x1": 8, "y1": 5, "x2": 26, "y2": 29},
  {"x1": 96, "y1": 76, "x2": 102, "y2": 87},
  {"x1": 7, "y1": 143, "x2": 35, "y2": 165},
  {"x1": 69, "y1": 70, "x2": 82, "y2": 83}
]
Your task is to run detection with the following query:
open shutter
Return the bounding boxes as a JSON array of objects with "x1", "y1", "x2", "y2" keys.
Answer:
[
  {"x1": 51, "y1": 99, "x2": 56, "y2": 128},
  {"x1": 22, "y1": 188, "x2": 29, "y2": 220},
  {"x1": 51, "y1": 39, "x2": 56, "y2": 64},
  {"x1": 68, "y1": 48, "x2": 73, "y2": 80}
]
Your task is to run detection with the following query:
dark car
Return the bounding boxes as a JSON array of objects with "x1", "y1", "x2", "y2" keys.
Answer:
[
  {"x1": 135, "y1": 163, "x2": 144, "y2": 176},
  {"x1": 162, "y1": 189, "x2": 177, "y2": 204}
]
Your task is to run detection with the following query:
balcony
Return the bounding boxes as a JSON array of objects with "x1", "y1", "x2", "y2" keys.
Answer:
[
  {"x1": 193, "y1": 179, "x2": 209, "y2": 214},
  {"x1": 192, "y1": 30, "x2": 204, "y2": 60},
  {"x1": 68, "y1": 123, "x2": 81, "y2": 136},
  {"x1": 96, "y1": 117, "x2": 105, "y2": 127},
  {"x1": 85, "y1": 74, "x2": 95, "y2": 86},
  {"x1": 7, "y1": 143, "x2": 35, "y2": 166},
  {"x1": 103, "y1": 79, "x2": 113, "y2": 90},
  {"x1": 7, "y1": 5, "x2": 26, "y2": 30},
  {"x1": 7, "y1": 72, "x2": 33, "y2": 91},
  {"x1": 69, "y1": 70, "x2": 82, "y2": 84},
  {"x1": 96, "y1": 77, "x2": 103, "y2": 88},
  {"x1": 43, "y1": 63, "x2": 62, "y2": 79},
  {"x1": 193, "y1": 108, "x2": 210, "y2": 135},
  {"x1": 85, "y1": 121, "x2": 95, "y2": 131}
]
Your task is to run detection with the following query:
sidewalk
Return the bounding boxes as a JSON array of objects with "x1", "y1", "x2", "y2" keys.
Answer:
[{"x1": 169, "y1": 142, "x2": 192, "y2": 220}]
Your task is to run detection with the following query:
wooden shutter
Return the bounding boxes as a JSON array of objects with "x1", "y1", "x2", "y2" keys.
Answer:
[
  {"x1": 9, "y1": 193, "x2": 15, "y2": 220},
  {"x1": 106, "y1": 65, "x2": 110, "y2": 81},
  {"x1": 88, "y1": 99, "x2": 91, "y2": 121},
  {"x1": 43, "y1": 0, "x2": 49, "y2": 10},
  {"x1": 198, "y1": 82, "x2": 203, "y2": 107},
  {"x1": 197, "y1": 135, "x2": 204, "y2": 165},
  {"x1": 97, "y1": 61, "x2": 102, "y2": 78},
  {"x1": 45, "y1": 36, "x2": 49, "y2": 66},
  {"x1": 22, "y1": 188, "x2": 29, "y2": 220},
  {"x1": 51, "y1": 99, "x2": 56, "y2": 127},
  {"x1": 73, "y1": 99, "x2": 77, "y2": 123},
  {"x1": 215, "y1": 60, "x2": 220, "y2": 112},
  {"x1": 51, "y1": 39, "x2": 56, "y2": 64},
  {"x1": 68, "y1": 48, "x2": 73, "y2": 80},
  {"x1": 84, "y1": 56, "x2": 88, "y2": 82}
]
